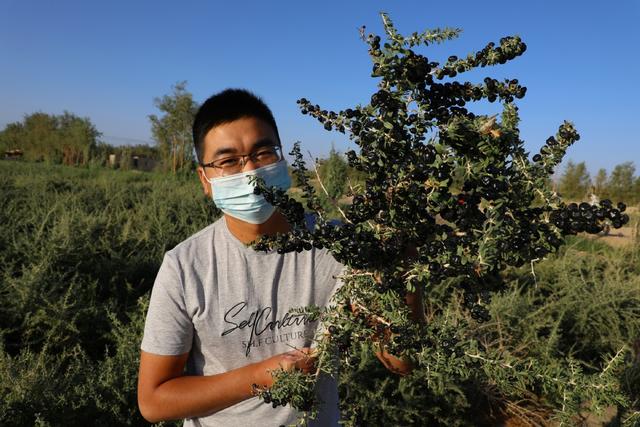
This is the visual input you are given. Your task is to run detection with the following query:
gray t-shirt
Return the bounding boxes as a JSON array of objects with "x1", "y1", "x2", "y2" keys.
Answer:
[{"x1": 141, "y1": 216, "x2": 344, "y2": 426}]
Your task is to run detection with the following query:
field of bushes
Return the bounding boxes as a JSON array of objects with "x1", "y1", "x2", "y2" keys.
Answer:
[{"x1": 0, "y1": 160, "x2": 638, "y2": 425}]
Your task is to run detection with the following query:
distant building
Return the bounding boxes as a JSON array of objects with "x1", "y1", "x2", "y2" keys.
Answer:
[
  {"x1": 132, "y1": 155, "x2": 156, "y2": 171},
  {"x1": 3, "y1": 149, "x2": 23, "y2": 160},
  {"x1": 108, "y1": 153, "x2": 157, "y2": 171}
]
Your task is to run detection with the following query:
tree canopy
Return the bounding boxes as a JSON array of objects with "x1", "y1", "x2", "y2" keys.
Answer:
[
  {"x1": 0, "y1": 111, "x2": 100, "y2": 165},
  {"x1": 148, "y1": 81, "x2": 198, "y2": 173},
  {"x1": 558, "y1": 160, "x2": 591, "y2": 200}
]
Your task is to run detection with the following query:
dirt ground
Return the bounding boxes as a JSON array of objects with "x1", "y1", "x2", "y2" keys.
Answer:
[{"x1": 588, "y1": 225, "x2": 637, "y2": 247}]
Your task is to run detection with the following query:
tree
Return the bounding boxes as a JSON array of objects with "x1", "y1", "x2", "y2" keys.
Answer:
[
  {"x1": 608, "y1": 162, "x2": 636, "y2": 205},
  {"x1": 22, "y1": 112, "x2": 60, "y2": 162},
  {"x1": 594, "y1": 168, "x2": 608, "y2": 197},
  {"x1": 320, "y1": 146, "x2": 348, "y2": 200},
  {"x1": 0, "y1": 112, "x2": 100, "y2": 164},
  {"x1": 558, "y1": 160, "x2": 591, "y2": 200},
  {"x1": 57, "y1": 112, "x2": 100, "y2": 165},
  {"x1": 633, "y1": 177, "x2": 640, "y2": 205},
  {"x1": 314, "y1": 147, "x2": 350, "y2": 218},
  {"x1": 0, "y1": 122, "x2": 24, "y2": 154},
  {"x1": 250, "y1": 13, "x2": 632, "y2": 426},
  {"x1": 149, "y1": 81, "x2": 198, "y2": 173}
]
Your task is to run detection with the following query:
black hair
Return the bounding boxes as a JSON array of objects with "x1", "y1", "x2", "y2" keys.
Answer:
[{"x1": 192, "y1": 88, "x2": 281, "y2": 163}]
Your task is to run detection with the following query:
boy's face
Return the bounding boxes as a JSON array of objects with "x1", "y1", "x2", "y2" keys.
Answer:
[{"x1": 197, "y1": 116, "x2": 280, "y2": 198}]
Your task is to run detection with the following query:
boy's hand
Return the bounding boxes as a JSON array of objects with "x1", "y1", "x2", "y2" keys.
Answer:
[{"x1": 253, "y1": 347, "x2": 316, "y2": 387}]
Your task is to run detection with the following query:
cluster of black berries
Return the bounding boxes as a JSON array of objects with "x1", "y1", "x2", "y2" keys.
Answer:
[
  {"x1": 376, "y1": 273, "x2": 405, "y2": 294},
  {"x1": 414, "y1": 235, "x2": 478, "y2": 285},
  {"x1": 407, "y1": 148, "x2": 437, "y2": 181},
  {"x1": 328, "y1": 323, "x2": 355, "y2": 354},
  {"x1": 330, "y1": 225, "x2": 390, "y2": 269},
  {"x1": 253, "y1": 384, "x2": 314, "y2": 412},
  {"x1": 366, "y1": 37, "x2": 522, "y2": 125},
  {"x1": 389, "y1": 323, "x2": 428, "y2": 353},
  {"x1": 345, "y1": 149, "x2": 361, "y2": 170},
  {"x1": 403, "y1": 52, "x2": 432, "y2": 84},
  {"x1": 462, "y1": 291, "x2": 491, "y2": 323},
  {"x1": 440, "y1": 193, "x2": 484, "y2": 231},
  {"x1": 278, "y1": 231, "x2": 313, "y2": 254},
  {"x1": 373, "y1": 49, "x2": 436, "y2": 90},
  {"x1": 427, "y1": 78, "x2": 524, "y2": 112},
  {"x1": 369, "y1": 34, "x2": 381, "y2": 53},
  {"x1": 347, "y1": 194, "x2": 380, "y2": 223},
  {"x1": 370, "y1": 89, "x2": 403, "y2": 115},
  {"x1": 550, "y1": 200, "x2": 629, "y2": 234},
  {"x1": 439, "y1": 335, "x2": 464, "y2": 357},
  {"x1": 434, "y1": 36, "x2": 526, "y2": 80},
  {"x1": 297, "y1": 98, "x2": 346, "y2": 133},
  {"x1": 352, "y1": 143, "x2": 392, "y2": 177},
  {"x1": 252, "y1": 222, "x2": 331, "y2": 254},
  {"x1": 483, "y1": 77, "x2": 526, "y2": 103},
  {"x1": 531, "y1": 126, "x2": 581, "y2": 173},
  {"x1": 480, "y1": 177, "x2": 510, "y2": 201},
  {"x1": 412, "y1": 82, "x2": 472, "y2": 122},
  {"x1": 380, "y1": 181, "x2": 436, "y2": 230},
  {"x1": 253, "y1": 385, "x2": 287, "y2": 409}
]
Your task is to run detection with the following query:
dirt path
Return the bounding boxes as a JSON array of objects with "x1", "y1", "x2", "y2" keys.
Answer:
[{"x1": 587, "y1": 225, "x2": 637, "y2": 247}]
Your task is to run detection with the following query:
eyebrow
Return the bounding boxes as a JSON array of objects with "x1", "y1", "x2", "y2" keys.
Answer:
[{"x1": 212, "y1": 137, "x2": 277, "y2": 158}]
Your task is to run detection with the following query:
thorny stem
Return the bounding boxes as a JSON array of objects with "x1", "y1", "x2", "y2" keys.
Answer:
[
  {"x1": 599, "y1": 346, "x2": 626, "y2": 377},
  {"x1": 352, "y1": 301, "x2": 391, "y2": 326},
  {"x1": 465, "y1": 352, "x2": 514, "y2": 369},
  {"x1": 530, "y1": 258, "x2": 539, "y2": 287}
]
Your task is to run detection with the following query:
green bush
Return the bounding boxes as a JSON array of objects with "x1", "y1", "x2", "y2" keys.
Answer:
[
  {"x1": 0, "y1": 161, "x2": 217, "y2": 425},
  {"x1": 1, "y1": 157, "x2": 638, "y2": 425}
]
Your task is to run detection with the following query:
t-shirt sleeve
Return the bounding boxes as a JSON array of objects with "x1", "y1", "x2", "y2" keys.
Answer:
[{"x1": 140, "y1": 252, "x2": 194, "y2": 355}]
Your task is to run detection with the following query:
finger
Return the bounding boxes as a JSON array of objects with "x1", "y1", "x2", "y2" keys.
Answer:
[
  {"x1": 295, "y1": 355, "x2": 317, "y2": 372},
  {"x1": 284, "y1": 347, "x2": 312, "y2": 361}
]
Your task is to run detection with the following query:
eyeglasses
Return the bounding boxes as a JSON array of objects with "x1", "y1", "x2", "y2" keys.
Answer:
[{"x1": 200, "y1": 145, "x2": 283, "y2": 176}]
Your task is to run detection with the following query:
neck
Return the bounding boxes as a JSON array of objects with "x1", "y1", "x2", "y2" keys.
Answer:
[{"x1": 224, "y1": 210, "x2": 291, "y2": 244}]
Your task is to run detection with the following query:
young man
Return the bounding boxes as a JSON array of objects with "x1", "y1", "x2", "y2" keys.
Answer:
[
  {"x1": 137, "y1": 89, "x2": 343, "y2": 426},
  {"x1": 137, "y1": 89, "x2": 413, "y2": 426}
]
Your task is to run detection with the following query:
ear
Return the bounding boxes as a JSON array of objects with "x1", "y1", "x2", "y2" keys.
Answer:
[{"x1": 197, "y1": 167, "x2": 213, "y2": 198}]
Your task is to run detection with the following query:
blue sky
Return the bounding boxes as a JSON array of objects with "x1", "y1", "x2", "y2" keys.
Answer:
[{"x1": 1, "y1": 0, "x2": 639, "y2": 175}]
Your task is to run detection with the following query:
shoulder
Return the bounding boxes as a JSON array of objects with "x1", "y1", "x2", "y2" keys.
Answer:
[{"x1": 164, "y1": 217, "x2": 224, "y2": 266}]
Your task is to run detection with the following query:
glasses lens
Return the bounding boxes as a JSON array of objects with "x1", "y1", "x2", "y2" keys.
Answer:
[
  {"x1": 252, "y1": 147, "x2": 280, "y2": 165},
  {"x1": 214, "y1": 157, "x2": 243, "y2": 175},
  {"x1": 214, "y1": 146, "x2": 282, "y2": 176}
]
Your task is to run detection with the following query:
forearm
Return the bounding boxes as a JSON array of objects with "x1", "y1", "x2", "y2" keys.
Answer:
[
  {"x1": 139, "y1": 362, "x2": 260, "y2": 423},
  {"x1": 138, "y1": 349, "x2": 309, "y2": 423},
  {"x1": 375, "y1": 346, "x2": 413, "y2": 375},
  {"x1": 374, "y1": 288, "x2": 425, "y2": 375}
]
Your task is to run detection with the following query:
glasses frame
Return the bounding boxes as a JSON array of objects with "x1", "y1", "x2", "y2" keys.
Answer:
[{"x1": 200, "y1": 145, "x2": 284, "y2": 176}]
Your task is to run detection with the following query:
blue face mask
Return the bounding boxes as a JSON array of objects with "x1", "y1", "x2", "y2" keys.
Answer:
[{"x1": 205, "y1": 160, "x2": 292, "y2": 224}]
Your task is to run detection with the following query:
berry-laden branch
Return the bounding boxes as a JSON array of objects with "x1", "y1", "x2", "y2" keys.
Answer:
[{"x1": 250, "y1": 12, "x2": 631, "y2": 426}]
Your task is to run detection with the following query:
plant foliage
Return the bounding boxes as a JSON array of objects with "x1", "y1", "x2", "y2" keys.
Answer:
[
  {"x1": 250, "y1": 13, "x2": 637, "y2": 426},
  {"x1": 0, "y1": 162, "x2": 216, "y2": 425}
]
